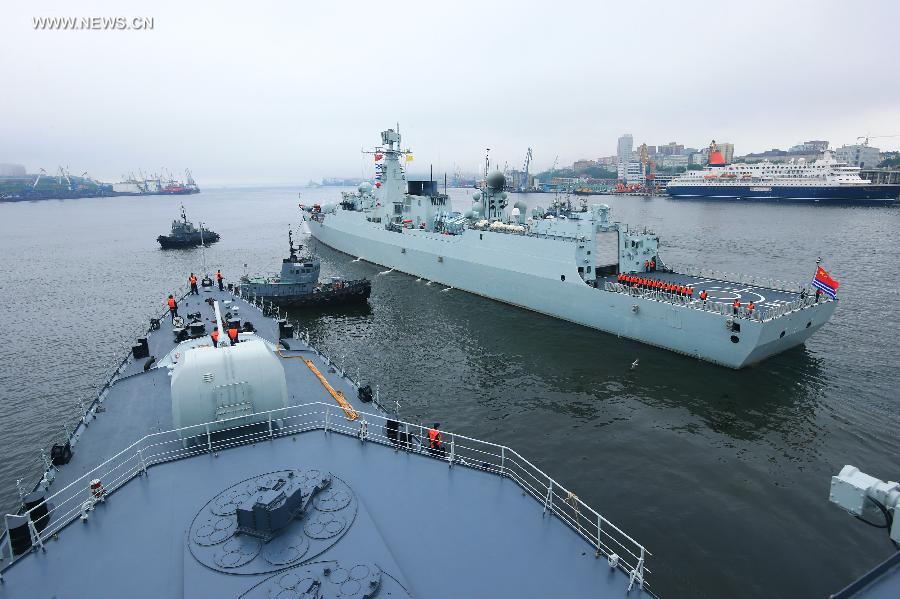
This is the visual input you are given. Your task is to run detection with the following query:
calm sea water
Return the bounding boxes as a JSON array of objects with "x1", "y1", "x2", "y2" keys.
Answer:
[{"x1": 0, "y1": 187, "x2": 898, "y2": 598}]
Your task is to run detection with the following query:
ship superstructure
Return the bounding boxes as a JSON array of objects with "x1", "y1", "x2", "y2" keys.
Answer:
[
  {"x1": 307, "y1": 129, "x2": 838, "y2": 369},
  {"x1": 239, "y1": 229, "x2": 371, "y2": 307},
  {"x1": 667, "y1": 141, "x2": 899, "y2": 203}
]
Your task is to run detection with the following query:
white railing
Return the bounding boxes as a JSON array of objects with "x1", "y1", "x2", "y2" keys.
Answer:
[
  {"x1": 8, "y1": 287, "x2": 192, "y2": 503},
  {"x1": 603, "y1": 281, "x2": 831, "y2": 323},
  {"x1": 2, "y1": 401, "x2": 653, "y2": 594}
]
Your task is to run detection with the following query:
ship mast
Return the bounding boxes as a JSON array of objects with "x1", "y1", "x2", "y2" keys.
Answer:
[
  {"x1": 362, "y1": 128, "x2": 411, "y2": 220},
  {"x1": 288, "y1": 228, "x2": 297, "y2": 261}
]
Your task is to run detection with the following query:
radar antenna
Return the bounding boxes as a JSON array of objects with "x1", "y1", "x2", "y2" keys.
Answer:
[{"x1": 288, "y1": 228, "x2": 297, "y2": 260}]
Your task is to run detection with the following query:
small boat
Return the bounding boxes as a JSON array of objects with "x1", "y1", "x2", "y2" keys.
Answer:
[
  {"x1": 157, "y1": 204, "x2": 220, "y2": 249},
  {"x1": 239, "y1": 229, "x2": 371, "y2": 308}
]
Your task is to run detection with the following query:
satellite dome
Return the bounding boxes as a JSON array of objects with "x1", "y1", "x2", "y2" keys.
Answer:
[
  {"x1": 472, "y1": 192, "x2": 482, "y2": 201},
  {"x1": 358, "y1": 181, "x2": 373, "y2": 194},
  {"x1": 487, "y1": 171, "x2": 506, "y2": 190}
]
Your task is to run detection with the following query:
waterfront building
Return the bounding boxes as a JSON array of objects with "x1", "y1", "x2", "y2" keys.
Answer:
[
  {"x1": 790, "y1": 140, "x2": 829, "y2": 153},
  {"x1": 834, "y1": 144, "x2": 881, "y2": 168},
  {"x1": 617, "y1": 134, "x2": 633, "y2": 181},
  {"x1": 657, "y1": 142, "x2": 684, "y2": 156}
]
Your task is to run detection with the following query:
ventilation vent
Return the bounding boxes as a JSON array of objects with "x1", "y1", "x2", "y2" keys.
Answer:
[{"x1": 202, "y1": 373, "x2": 214, "y2": 383}]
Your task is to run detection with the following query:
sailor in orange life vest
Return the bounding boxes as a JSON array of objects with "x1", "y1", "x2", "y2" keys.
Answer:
[
  {"x1": 732, "y1": 299, "x2": 741, "y2": 315},
  {"x1": 167, "y1": 295, "x2": 178, "y2": 321},
  {"x1": 747, "y1": 301, "x2": 755, "y2": 314},
  {"x1": 189, "y1": 273, "x2": 199, "y2": 295},
  {"x1": 699, "y1": 289, "x2": 708, "y2": 304},
  {"x1": 216, "y1": 269, "x2": 224, "y2": 291},
  {"x1": 211, "y1": 327, "x2": 219, "y2": 348},
  {"x1": 227, "y1": 327, "x2": 239, "y2": 345},
  {"x1": 427, "y1": 423, "x2": 444, "y2": 456}
]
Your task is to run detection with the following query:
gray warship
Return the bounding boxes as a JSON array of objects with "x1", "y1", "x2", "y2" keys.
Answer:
[
  {"x1": 239, "y1": 229, "x2": 371, "y2": 308},
  {"x1": 0, "y1": 282, "x2": 655, "y2": 597},
  {"x1": 306, "y1": 128, "x2": 838, "y2": 369},
  {"x1": 158, "y1": 204, "x2": 220, "y2": 249}
]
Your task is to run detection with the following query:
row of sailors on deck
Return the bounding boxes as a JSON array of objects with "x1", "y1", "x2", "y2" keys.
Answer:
[
  {"x1": 618, "y1": 274, "x2": 697, "y2": 297},
  {"x1": 617, "y1": 274, "x2": 758, "y2": 315}
]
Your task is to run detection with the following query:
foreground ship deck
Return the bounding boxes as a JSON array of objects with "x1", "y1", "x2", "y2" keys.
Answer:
[{"x1": 0, "y1": 285, "x2": 654, "y2": 597}]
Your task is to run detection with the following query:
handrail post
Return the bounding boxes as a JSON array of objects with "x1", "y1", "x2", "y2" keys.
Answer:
[
  {"x1": 205, "y1": 423, "x2": 212, "y2": 452},
  {"x1": 324, "y1": 407, "x2": 330, "y2": 434},
  {"x1": 500, "y1": 446, "x2": 506, "y2": 476},
  {"x1": 27, "y1": 518, "x2": 44, "y2": 552},
  {"x1": 543, "y1": 481, "x2": 553, "y2": 515},
  {"x1": 138, "y1": 447, "x2": 147, "y2": 476},
  {"x1": 448, "y1": 434, "x2": 455, "y2": 467},
  {"x1": 4, "y1": 515, "x2": 14, "y2": 561},
  {"x1": 268, "y1": 413, "x2": 273, "y2": 439},
  {"x1": 596, "y1": 514, "x2": 603, "y2": 557},
  {"x1": 639, "y1": 547, "x2": 645, "y2": 589}
]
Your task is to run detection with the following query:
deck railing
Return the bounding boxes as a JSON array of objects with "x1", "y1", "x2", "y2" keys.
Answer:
[
  {"x1": 603, "y1": 281, "x2": 831, "y2": 323},
  {"x1": 2, "y1": 401, "x2": 653, "y2": 595}
]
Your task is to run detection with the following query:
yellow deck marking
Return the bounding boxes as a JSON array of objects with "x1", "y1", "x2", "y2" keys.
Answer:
[{"x1": 275, "y1": 347, "x2": 358, "y2": 420}]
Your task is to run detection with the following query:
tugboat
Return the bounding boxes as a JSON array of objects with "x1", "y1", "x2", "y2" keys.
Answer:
[
  {"x1": 156, "y1": 204, "x2": 220, "y2": 249},
  {"x1": 239, "y1": 229, "x2": 371, "y2": 307}
]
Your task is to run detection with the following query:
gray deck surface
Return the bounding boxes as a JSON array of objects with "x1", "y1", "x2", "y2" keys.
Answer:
[
  {"x1": 600, "y1": 271, "x2": 804, "y2": 309},
  {"x1": 33, "y1": 286, "x2": 374, "y2": 507},
  {"x1": 830, "y1": 551, "x2": 900, "y2": 599},
  {"x1": 2, "y1": 285, "x2": 648, "y2": 598}
]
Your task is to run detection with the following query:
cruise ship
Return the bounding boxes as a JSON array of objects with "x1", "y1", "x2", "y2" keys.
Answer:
[{"x1": 666, "y1": 142, "x2": 899, "y2": 203}]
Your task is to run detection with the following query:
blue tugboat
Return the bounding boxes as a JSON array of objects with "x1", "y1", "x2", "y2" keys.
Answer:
[{"x1": 239, "y1": 229, "x2": 371, "y2": 307}]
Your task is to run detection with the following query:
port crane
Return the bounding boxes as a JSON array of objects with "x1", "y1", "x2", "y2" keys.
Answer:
[
  {"x1": 522, "y1": 147, "x2": 533, "y2": 191},
  {"x1": 857, "y1": 134, "x2": 900, "y2": 146},
  {"x1": 31, "y1": 168, "x2": 46, "y2": 190},
  {"x1": 57, "y1": 166, "x2": 72, "y2": 191},
  {"x1": 639, "y1": 143, "x2": 656, "y2": 190}
]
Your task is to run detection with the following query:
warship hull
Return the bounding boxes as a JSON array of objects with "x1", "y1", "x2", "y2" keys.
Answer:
[
  {"x1": 244, "y1": 279, "x2": 371, "y2": 308},
  {"x1": 309, "y1": 211, "x2": 837, "y2": 369}
]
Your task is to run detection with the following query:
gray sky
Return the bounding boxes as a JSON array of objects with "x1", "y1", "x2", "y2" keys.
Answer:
[{"x1": 3, "y1": 0, "x2": 899, "y2": 185}]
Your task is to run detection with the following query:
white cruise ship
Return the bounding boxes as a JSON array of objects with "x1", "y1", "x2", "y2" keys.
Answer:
[{"x1": 666, "y1": 142, "x2": 898, "y2": 203}]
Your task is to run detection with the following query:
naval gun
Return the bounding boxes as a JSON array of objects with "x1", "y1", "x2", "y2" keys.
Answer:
[{"x1": 829, "y1": 465, "x2": 900, "y2": 547}]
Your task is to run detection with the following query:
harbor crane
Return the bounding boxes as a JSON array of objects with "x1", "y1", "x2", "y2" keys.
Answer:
[
  {"x1": 57, "y1": 166, "x2": 72, "y2": 190},
  {"x1": 32, "y1": 168, "x2": 46, "y2": 190},
  {"x1": 522, "y1": 147, "x2": 533, "y2": 191},
  {"x1": 857, "y1": 134, "x2": 900, "y2": 147},
  {"x1": 639, "y1": 143, "x2": 656, "y2": 189}
]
